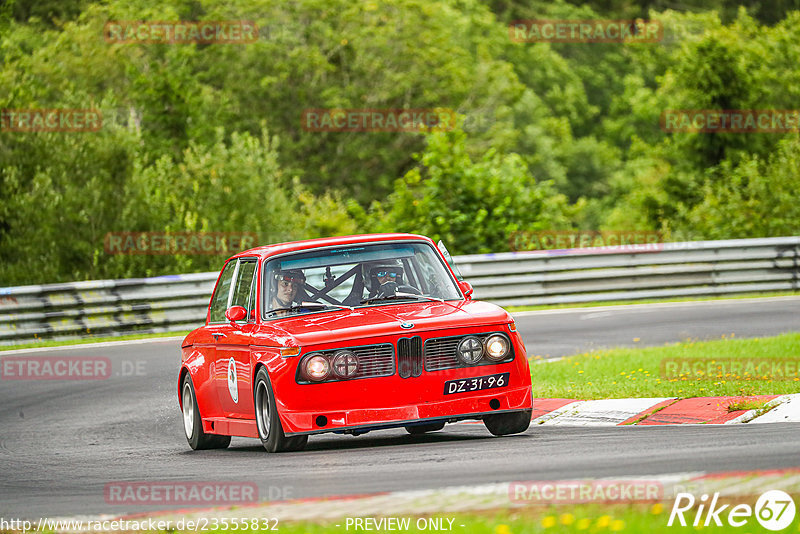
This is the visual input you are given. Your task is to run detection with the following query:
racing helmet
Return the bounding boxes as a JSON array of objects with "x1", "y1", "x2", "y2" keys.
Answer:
[
  {"x1": 271, "y1": 269, "x2": 306, "y2": 304},
  {"x1": 272, "y1": 268, "x2": 306, "y2": 287},
  {"x1": 363, "y1": 260, "x2": 404, "y2": 293}
]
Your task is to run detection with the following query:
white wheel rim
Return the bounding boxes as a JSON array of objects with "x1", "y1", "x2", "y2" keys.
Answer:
[
  {"x1": 182, "y1": 382, "x2": 194, "y2": 439},
  {"x1": 255, "y1": 381, "x2": 271, "y2": 438}
]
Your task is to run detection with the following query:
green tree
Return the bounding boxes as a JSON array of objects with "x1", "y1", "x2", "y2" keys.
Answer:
[
  {"x1": 682, "y1": 136, "x2": 800, "y2": 239},
  {"x1": 369, "y1": 129, "x2": 569, "y2": 254}
]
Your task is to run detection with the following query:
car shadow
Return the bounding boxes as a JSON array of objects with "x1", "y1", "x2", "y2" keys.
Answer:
[{"x1": 221, "y1": 428, "x2": 501, "y2": 454}]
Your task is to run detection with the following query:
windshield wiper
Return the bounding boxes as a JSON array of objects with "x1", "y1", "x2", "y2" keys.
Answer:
[
  {"x1": 360, "y1": 293, "x2": 444, "y2": 305},
  {"x1": 396, "y1": 292, "x2": 444, "y2": 303},
  {"x1": 266, "y1": 302, "x2": 352, "y2": 317}
]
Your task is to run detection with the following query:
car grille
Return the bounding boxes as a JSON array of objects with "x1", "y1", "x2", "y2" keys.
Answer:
[
  {"x1": 351, "y1": 343, "x2": 395, "y2": 378},
  {"x1": 397, "y1": 336, "x2": 423, "y2": 378},
  {"x1": 424, "y1": 337, "x2": 462, "y2": 371},
  {"x1": 424, "y1": 333, "x2": 514, "y2": 371}
]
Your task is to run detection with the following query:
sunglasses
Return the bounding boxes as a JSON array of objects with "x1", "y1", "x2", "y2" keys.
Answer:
[{"x1": 375, "y1": 271, "x2": 399, "y2": 278}]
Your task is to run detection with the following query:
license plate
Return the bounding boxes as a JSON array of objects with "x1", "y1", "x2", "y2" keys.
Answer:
[{"x1": 443, "y1": 372, "x2": 510, "y2": 395}]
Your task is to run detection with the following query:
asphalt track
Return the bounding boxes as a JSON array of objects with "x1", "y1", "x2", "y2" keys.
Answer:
[{"x1": 0, "y1": 297, "x2": 798, "y2": 519}]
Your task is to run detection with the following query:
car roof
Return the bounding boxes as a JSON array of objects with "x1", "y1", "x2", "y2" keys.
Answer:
[{"x1": 232, "y1": 233, "x2": 435, "y2": 260}]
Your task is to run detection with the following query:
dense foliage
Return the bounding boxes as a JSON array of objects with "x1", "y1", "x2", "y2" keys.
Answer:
[{"x1": 1, "y1": 0, "x2": 798, "y2": 284}]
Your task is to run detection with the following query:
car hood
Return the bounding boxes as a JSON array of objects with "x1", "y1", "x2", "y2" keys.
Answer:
[{"x1": 261, "y1": 300, "x2": 512, "y2": 347}]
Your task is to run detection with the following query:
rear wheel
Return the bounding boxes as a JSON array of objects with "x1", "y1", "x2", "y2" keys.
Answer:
[
  {"x1": 483, "y1": 409, "x2": 532, "y2": 436},
  {"x1": 182, "y1": 374, "x2": 231, "y2": 450},
  {"x1": 254, "y1": 368, "x2": 308, "y2": 453},
  {"x1": 405, "y1": 422, "x2": 446, "y2": 435}
]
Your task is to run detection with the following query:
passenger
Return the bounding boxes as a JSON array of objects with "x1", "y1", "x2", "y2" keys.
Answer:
[{"x1": 270, "y1": 269, "x2": 306, "y2": 310}]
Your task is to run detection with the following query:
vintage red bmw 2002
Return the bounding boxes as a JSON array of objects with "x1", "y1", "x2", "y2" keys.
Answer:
[{"x1": 179, "y1": 233, "x2": 532, "y2": 452}]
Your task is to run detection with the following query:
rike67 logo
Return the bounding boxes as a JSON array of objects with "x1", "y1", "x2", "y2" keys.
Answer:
[{"x1": 669, "y1": 490, "x2": 796, "y2": 531}]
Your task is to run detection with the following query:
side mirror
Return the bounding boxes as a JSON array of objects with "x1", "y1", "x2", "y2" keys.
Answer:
[
  {"x1": 458, "y1": 281, "x2": 474, "y2": 300},
  {"x1": 225, "y1": 305, "x2": 247, "y2": 323}
]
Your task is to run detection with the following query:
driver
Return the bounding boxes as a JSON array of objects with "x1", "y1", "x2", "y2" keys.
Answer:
[
  {"x1": 364, "y1": 261, "x2": 420, "y2": 298},
  {"x1": 271, "y1": 269, "x2": 306, "y2": 310}
]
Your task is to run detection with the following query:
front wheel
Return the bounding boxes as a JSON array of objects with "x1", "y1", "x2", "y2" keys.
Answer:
[
  {"x1": 483, "y1": 409, "x2": 532, "y2": 436},
  {"x1": 254, "y1": 368, "x2": 308, "y2": 453},
  {"x1": 181, "y1": 374, "x2": 231, "y2": 450}
]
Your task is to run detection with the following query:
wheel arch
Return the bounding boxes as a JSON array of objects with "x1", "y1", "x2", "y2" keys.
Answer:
[{"x1": 178, "y1": 366, "x2": 191, "y2": 410}]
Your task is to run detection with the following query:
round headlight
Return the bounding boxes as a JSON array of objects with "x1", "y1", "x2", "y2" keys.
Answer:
[
  {"x1": 457, "y1": 336, "x2": 484, "y2": 365},
  {"x1": 484, "y1": 334, "x2": 510, "y2": 361},
  {"x1": 332, "y1": 350, "x2": 359, "y2": 379},
  {"x1": 304, "y1": 354, "x2": 331, "y2": 381}
]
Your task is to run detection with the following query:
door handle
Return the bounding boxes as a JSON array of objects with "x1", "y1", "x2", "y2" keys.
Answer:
[{"x1": 212, "y1": 333, "x2": 227, "y2": 340}]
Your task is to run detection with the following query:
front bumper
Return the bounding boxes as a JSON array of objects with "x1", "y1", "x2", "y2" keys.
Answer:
[{"x1": 280, "y1": 383, "x2": 533, "y2": 436}]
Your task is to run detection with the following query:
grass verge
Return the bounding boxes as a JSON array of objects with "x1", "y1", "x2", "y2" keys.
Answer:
[
  {"x1": 164, "y1": 502, "x2": 796, "y2": 534},
  {"x1": 530, "y1": 333, "x2": 800, "y2": 399}
]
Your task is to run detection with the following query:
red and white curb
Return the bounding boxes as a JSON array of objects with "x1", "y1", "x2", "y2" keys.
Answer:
[
  {"x1": 40, "y1": 469, "x2": 800, "y2": 532},
  {"x1": 528, "y1": 393, "x2": 800, "y2": 426}
]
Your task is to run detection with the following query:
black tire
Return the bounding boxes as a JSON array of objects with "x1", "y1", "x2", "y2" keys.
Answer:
[
  {"x1": 483, "y1": 409, "x2": 532, "y2": 436},
  {"x1": 254, "y1": 367, "x2": 308, "y2": 453},
  {"x1": 405, "y1": 422, "x2": 446, "y2": 435},
  {"x1": 181, "y1": 374, "x2": 231, "y2": 450}
]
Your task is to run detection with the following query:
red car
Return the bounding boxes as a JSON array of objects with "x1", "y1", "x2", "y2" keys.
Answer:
[{"x1": 179, "y1": 233, "x2": 532, "y2": 452}]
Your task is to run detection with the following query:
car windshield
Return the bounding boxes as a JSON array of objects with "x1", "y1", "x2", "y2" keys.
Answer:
[{"x1": 263, "y1": 241, "x2": 462, "y2": 318}]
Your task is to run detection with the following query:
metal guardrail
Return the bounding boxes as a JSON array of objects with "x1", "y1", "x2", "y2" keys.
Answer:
[{"x1": 0, "y1": 237, "x2": 797, "y2": 345}]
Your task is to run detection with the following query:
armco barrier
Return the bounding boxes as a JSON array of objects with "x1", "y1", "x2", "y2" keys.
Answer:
[{"x1": 0, "y1": 237, "x2": 797, "y2": 345}]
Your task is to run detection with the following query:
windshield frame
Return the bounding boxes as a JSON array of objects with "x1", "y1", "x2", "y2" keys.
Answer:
[{"x1": 260, "y1": 239, "x2": 464, "y2": 321}]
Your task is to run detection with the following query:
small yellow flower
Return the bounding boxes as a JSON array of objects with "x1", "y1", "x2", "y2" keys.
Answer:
[
  {"x1": 494, "y1": 525, "x2": 512, "y2": 534},
  {"x1": 596, "y1": 515, "x2": 611, "y2": 528},
  {"x1": 541, "y1": 515, "x2": 556, "y2": 528},
  {"x1": 576, "y1": 518, "x2": 591, "y2": 530},
  {"x1": 651, "y1": 503, "x2": 664, "y2": 514},
  {"x1": 610, "y1": 519, "x2": 625, "y2": 531},
  {"x1": 560, "y1": 513, "x2": 575, "y2": 525}
]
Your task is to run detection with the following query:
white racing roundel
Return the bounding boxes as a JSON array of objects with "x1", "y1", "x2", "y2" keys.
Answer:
[{"x1": 227, "y1": 357, "x2": 238, "y2": 403}]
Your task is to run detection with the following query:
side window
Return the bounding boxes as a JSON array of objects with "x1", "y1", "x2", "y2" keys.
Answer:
[
  {"x1": 209, "y1": 260, "x2": 237, "y2": 323},
  {"x1": 231, "y1": 260, "x2": 257, "y2": 318},
  {"x1": 247, "y1": 266, "x2": 258, "y2": 321}
]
